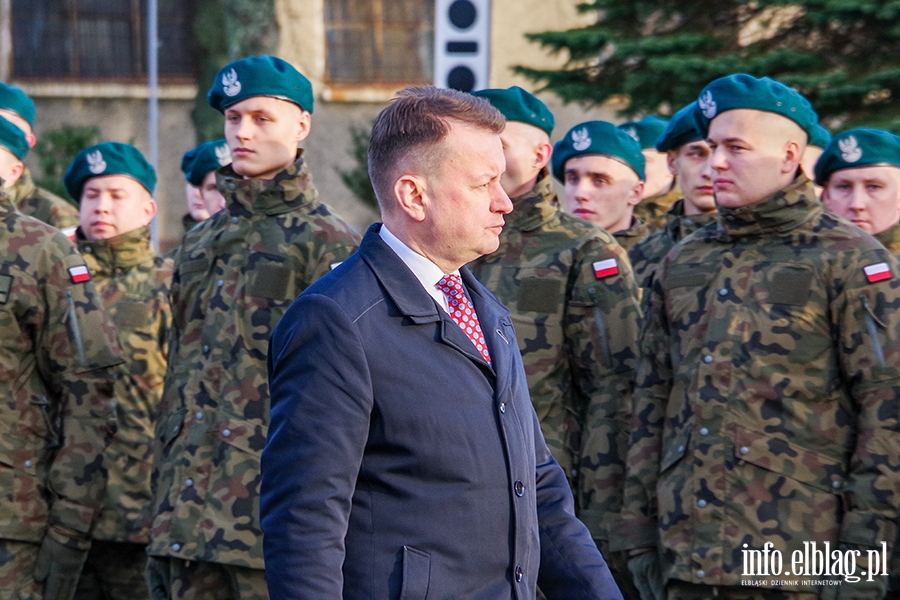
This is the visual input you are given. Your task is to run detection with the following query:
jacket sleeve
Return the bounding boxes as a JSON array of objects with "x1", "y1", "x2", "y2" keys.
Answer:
[
  {"x1": 533, "y1": 409, "x2": 624, "y2": 600},
  {"x1": 37, "y1": 234, "x2": 122, "y2": 547},
  {"x1": 834, "y1": 247, "x2": 900, "y2": 550},
  {"x1": 261, "y1": 292, "x2": 373, "y2": 600},
  {"x1": 570, "y1": 236, "x2": 642, "y2": 543},
  {"x1": 616, "y1": 269, "x2": 671, "y2": 553}
]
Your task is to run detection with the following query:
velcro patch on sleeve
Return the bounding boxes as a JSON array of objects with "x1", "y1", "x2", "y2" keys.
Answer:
[
  {"x1": 864, "y1": 262, "x2": 892, "y2": 283},
  {"x1": 68, "y1": 265, "x2": 91, "y2": 283},
  {"x1": 593, "y1": 258, "x2": 619, "y2": 279}
]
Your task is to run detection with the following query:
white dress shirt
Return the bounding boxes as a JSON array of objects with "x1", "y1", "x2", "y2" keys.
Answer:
[{"x1": 379, "y1": 224, "x2": 458, "y2": 314}]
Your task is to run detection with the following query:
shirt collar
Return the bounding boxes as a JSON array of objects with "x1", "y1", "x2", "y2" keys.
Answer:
[{"x1": 379, "y1": 224, "x2": 457, "y2": 313}]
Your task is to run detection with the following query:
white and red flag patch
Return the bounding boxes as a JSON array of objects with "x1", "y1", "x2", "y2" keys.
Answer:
[
  {"x1": 864, "y1": 262, "x2": 892, "y2": 283},
  {"x1": 60, "y1": 226, "x2": 77, "y2": 241},
  {"x1": 593, "y1": 258, "x2": 619, "y2": 279},
  {"x1": 68, "y1": 265, "x2": 91, "y2": 283}
]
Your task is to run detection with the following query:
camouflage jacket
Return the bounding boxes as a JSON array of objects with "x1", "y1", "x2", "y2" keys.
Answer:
[
  {"x1": 876, "y1": 221, "x2": 900, "y2": 257},
  {"x1": 633, "y1": 181, "x2": 681, "y2": 231},
  {"x1": 620, "y1": 175, "x2": 900, "y2": 592},
  {"x1": 612, "y1": 216, "x2": 651, "y2": 253},
  {"x1": 148, "y1": 153, "x2": 361, "y2": 568},
  {"x1": 628, "y1": 199, "x2": 717, "y2": 290},
  {"x1": 0, "y1": 195, "x2": 122, "y2": 549},
  {"x1": 469, "y1": 168, "x2": 642, "y2": 544},
  {"x1": 77, "y1": 226, "x2": 173, "y2": 543},
  {"x1": 9, "y1": 168, "x2": 80, "y2": 237}
]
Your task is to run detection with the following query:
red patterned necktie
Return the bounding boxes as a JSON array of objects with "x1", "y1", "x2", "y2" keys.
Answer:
[{"x1": 436, "y1": 274, "x2": 492, "y2": 365}]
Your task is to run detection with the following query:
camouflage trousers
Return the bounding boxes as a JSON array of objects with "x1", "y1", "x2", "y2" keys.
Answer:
[
  {"x1": 74, "y1": 541, "x2": 149, "y2": 600},
  {"x1": 667, "y1": 582, "x2": 818, "y2": 600},
  {"x1": 0, "y1": 540, "x2": 42, "y2": 600},
  {"x1": 145, "y1": 557, "x2": 267, "y2": 600}
]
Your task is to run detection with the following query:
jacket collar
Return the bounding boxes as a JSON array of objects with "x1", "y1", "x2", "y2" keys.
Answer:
[
  {"x1": 359, "y1": 223, "x2": 511, "y2": 373},
  {"x1": 505, "y1": 168, "x2": 560, "y2": 233},
  {"x1": 615, "y1": 216, "x2": 650, "y2": 240},
  {"x1": 76, "y1": 225, "x2": 156, "y2": 273},
  {"x1": 875, "y1": 221, "x2": 900, "y2": 257},
  {"x1": 715, "y1": 174, "x2": 819, "y2": 238},
  {"x1": 216, "y1": 150, "x2": 319, "y2": 218},
  {"x1": 663, "y1": 199, "x2": 718, "y2": 242}
]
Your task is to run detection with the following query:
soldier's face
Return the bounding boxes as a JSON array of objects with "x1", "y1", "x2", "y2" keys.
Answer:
[
  {"x1": 404, "y1": 121, "x2": 511, "y2": 273},
  {"x1": 199, "y1": 170, "x2": 226, "y2": 216},
  {"x1": 498, "y1": 121, "x2": 550, "y2": 199},
  {"x1": 642, "y1": 149, "x2": 673, "y2": 198},
  {"x1": 185, "y1": 182, "x2": 210, "y2": 222},
  {"x1": 563, "y1": 155, "x2": 643, "y2": 233},
  {"x1": 669, "y1": 141, "x2": 716, "y2": 215},
  {"x1": 822, "y1": 166, "x2": 900, "y2": 234},
  {"x1": 224, "y1": 96, "x2": 310, "y2": 180},
  {"x1": 707, "y1": 109, "x2": 803, "y2": 208},
  {"x1": 80, "y1": 175, "x2": 156, "y2": 241}
]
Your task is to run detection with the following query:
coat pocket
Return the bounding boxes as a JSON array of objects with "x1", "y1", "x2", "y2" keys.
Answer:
[{"x1": 399, "y1": 545, "x2": 431, "y2": 600}]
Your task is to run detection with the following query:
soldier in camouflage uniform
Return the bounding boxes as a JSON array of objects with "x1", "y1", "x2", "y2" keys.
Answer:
[
  {"x1": 628, "y1": 102, "x2": 717, "y2": 292},
  {"x1": 146, "y1": 56, "x2": 360, "y2": 600},
  {"x1": 0, "y1": 116, "x2": 123, "y2": 600},
  {"x1": 60, "y1": 142, "x2": 173, "y2": 600},
  {"x1": 621, "y1": 74, "x2": 900, "y2": 600},
  {"x1": 180, "y1": 139, "x2": 231, "y2": 231},
  {"x1": 814, "y1": 128, "x2": 900, "y2": 597},
  {"x1": 469, "y1": 87, "x2": 642, "y2": 599},
  {"x1": 0, "y1": 82, "x2": 80, "y2": 237},
  {"x1": 620, "y1": 117, "x2": 681, "y2": 231},
  {"x1": 555, "y1": 120, "x2": 650, "y2": 252}
]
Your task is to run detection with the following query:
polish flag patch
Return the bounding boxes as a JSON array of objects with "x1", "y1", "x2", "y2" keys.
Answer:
[
  {"x1": 68, "y1": 265, "x2": 91, "y2": 283},
  {"x1": 60, "y1": 226, "x2": 77, "y2": 241},
  {"x1": 593, "y1": 258, "x2": 619, "y2": 279},
  {"x1": 864, "y1": 262, "x2": 892, "y2": 283}
]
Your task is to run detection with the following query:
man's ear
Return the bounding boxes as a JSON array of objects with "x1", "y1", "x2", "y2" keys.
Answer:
[
  {"x1": 25, "y1": 132, "x2": 36, "y2": 148},
  {"x1": 295, "y1": 109, "x2": 312, "y2": 145},
  {"x1": 628, "y1": 180, "x2": 645, "y2": 207},
  {"x1": 142, "y1": 198, "x2": 158, "y2": 226},
  {"x1": 394, "y1": 174, "x2": 428, "y2": 223},
  {"x1": 783, "y1": 140, "x2": 803, "y2": 175},
  {"x1": 535, "y1": 142, "x2": 552, "y2": 170},
  {"x1": 666, "y1": 150, "x2": 678, "y2": 176}
]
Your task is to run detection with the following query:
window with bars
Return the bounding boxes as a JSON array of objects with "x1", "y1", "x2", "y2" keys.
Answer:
[
  {"x1": 11, "y1": 0, "x2": 194, "y2": 81},
  {"x1": 325, "y1": 0, "x2": 434, "y2": 86}
]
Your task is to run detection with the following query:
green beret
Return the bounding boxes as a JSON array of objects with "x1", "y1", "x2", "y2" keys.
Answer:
[
  {"x1": 207, "y1": 55, "x2": 314, "y2": 114},
  {"x1": 655, "y1": 102, "x2": 702, "y2": 152},
  {"x1": 809, "y1": 123, "x2": 832, "y2": 149},
  {"x1": 618, "y1": 116, "x2": 669, "y2": 150},
  {"x1": 181, "y1": 139, "x2": 231, "y2": 187},
  {"x1": 64, "y1": 142, "x2": 156, "y2": 201},
  {"x1": 813, "y1": 128, "x2": 900, "y2": 186},
  {"x1": 0, "y1": 116, "x2": 29, "y2": 160},
  {"x1": 552, "y1": 121, "x2": 646, "y2": 182},
  {"x1": 693, "y1": 73, "x2": 818, "y2": 140},
  {"x1": 471, "y1": 86, "x2": 554, "y2": 136},
  {"x1": 0, "y1": 83, "x2": 35, "y2": 128}
]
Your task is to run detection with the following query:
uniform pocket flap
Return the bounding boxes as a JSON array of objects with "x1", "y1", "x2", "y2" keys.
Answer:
[
  {"x1": 733, "y1": 426, "x2": 845, "y2": 493},
  {"x1": 217, "y1": 417, "x2": 267, "y2": 457},
  {"x1": 660, "y1": 429, "x2": 690, "y2": 473},
  {"x1": 400, "y1": 545, "x2": 431, "y2": 600},
  {"x1": 517, "y1": 277, "x2": 562, "y2": 313},
  {"x1": 113, "y1": 301, "x2": 153, "y2": 329},
  {"x1": 663, "y1": 263, "x2": 711, "y2": 290},
  {"x1": 179, "y1": 256, "x2": 211, "y2": 277},
  {"x1": 248, "y1": 263, "x2": 295, "y2": 301}
]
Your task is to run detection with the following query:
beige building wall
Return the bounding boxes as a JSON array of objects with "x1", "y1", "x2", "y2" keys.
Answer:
[{"x1": 275, "y1": 0, "x2": 620, "y2": 233}]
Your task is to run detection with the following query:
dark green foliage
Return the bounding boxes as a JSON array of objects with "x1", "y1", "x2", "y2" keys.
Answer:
[
  {"x1": 517, "y1": 1, "x2": 900, "y2": 130},
  {"x1": 337, "y1": 122, "x2": 378, "y2": 210},
  {"x1": 33, "y1": 125, "x2": 101, "y2": 201}
]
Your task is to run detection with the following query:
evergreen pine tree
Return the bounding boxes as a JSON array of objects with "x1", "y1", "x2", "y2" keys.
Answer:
[{"x1": 517, "y1": 1, "x2": 900, "y2": 130}]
